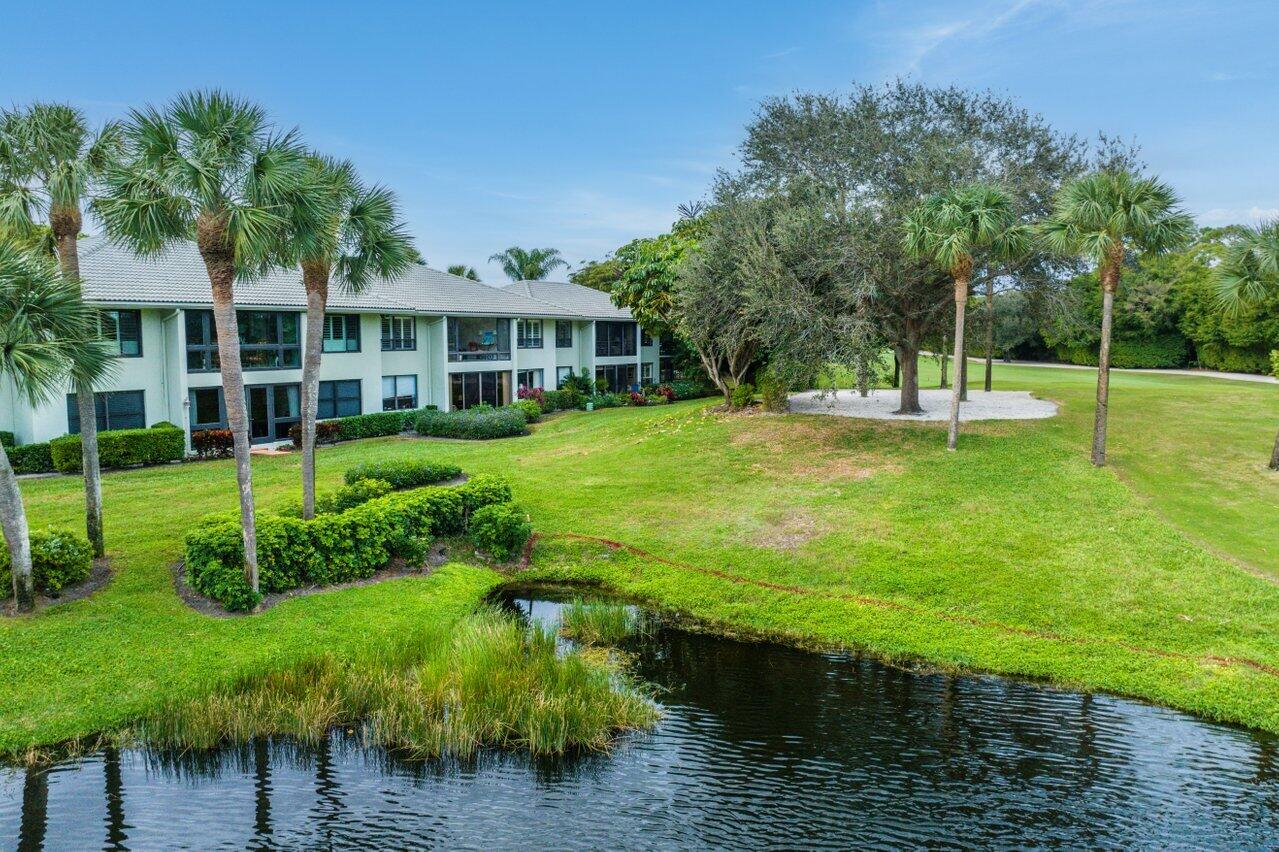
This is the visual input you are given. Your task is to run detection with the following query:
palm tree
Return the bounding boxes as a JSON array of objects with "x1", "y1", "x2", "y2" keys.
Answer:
[
  {"x1": 488, "y1": 246, "x2": 566, "y2": 281},
  {"x1": 94, "y1": 90, "x2": 311, "y2": 596},
  {"x1": 283, "y1": 155, "x2": 415, "y2": 519},
  {"x1": 1041, "y1": 171, "x2": 1193, "y2": 466},
  {"x1": 446, "y1": 264, "x2": 480, "y2": 281},
  {"x1": 904, "y1": 185, "x2": 1030, "y2": 450},
  {"x1": 0, "y1": 241, "x2": 113, "y2": 611},
  {"x1": 0, "y1": 103, "x2": 121, "y2": 557},
  {"x1": 1215, "y1": 221, "x2": 1279, "y2": 469}
]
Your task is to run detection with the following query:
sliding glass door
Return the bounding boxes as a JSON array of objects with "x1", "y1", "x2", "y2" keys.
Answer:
[{"x1": 449, "y1": 371, "x2": 510, "y2": 410}]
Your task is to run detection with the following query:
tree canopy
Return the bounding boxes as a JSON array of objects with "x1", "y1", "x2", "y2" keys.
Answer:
[{"x1": 488, "y1": 246, "x2": 567, "y2": 281}]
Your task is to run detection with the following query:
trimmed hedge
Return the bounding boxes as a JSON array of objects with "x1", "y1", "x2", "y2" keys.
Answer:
[
  {"x1": 185, "y1": 475, "x2": 514, "y2": 610},
  {"x1": 541, "y1": 388, "x2": 580, "y2": 412},
  {"x1": 511, "y1": 399, "x2": 542, "y2": 423},
  {"x1": 50, "y1": 424, "x2": 185, "y2": 473},
  {"x1": 0, "y1": 431, "x2": 13, "y2": 448},
  {"x1": 415, "y1": 406, "x2": 527, "y2": 440},
  {"x1": 0, "y1": 527, "x2": 93, "y2": 599},
  {"x1": 468, "y1": 502, "x2": 531, "y2": 560},
  {"x1": 1055, "y1": 334, "x2": 1187, "y2": 370},
  {"x1": 1195, "y1": 343, "x2": 1274, "y2": 375},
  {"x1": 315, "y1": 478, "x2": 392, "y2": 515},
  {"x1": 345, "y1": 459, "x2": 462, "y2": 490},
  {"x1": 9, "y1": 442, "x2": 54, "y2": 475}
]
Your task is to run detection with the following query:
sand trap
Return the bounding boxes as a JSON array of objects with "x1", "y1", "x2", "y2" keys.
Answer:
[{"x1": 788, "y1": 388, "x2": 1058, "y2": 422}]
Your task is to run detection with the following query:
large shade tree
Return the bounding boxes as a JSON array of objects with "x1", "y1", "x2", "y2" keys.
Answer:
[
  {"x1": 1214, "y1": 221, "x2": 1279, "y2": 469},
  {"x1": 738, "y1": 81, "x2": 1085, "y2": 414},
  {"x1": 0, "y1": 241, "x2": 113, "y2": 611},
  {"x1": 94, "y1": 90, "x2": 313, "y2": 595},
  {"x1": 284, "y1": 155, "x2": 415, "y2": 519},
  {"x1": 488, "y1": 246, "x2": 566, "y2": 281},
  {"x1": 904, "y1": 184, "x2": 1030, "y2": 449},
  {"x1": 0, "y1": 103, "x2": 120, "y2": 557},
  {"x1": 1041, "y1": 170, "x2": 1193, "y2": 466}
]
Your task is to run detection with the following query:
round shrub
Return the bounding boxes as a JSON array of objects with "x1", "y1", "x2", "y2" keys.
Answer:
[
  {"x1": 344, "y1": 459, "x2": 462, "y2": 490},
  {"x1": 730, "y1": 382, "x2": 755, "y2": 409},
  {"x1": 468, "y1": 502, "x2": 532, "y2": 561},
  {"x1": 415, "y1": 405, "x2": 527, "y2": 440},
  {"x1": 512, "y1": 399, "x2": 542, "y2": 423},
  {"x1": 316, "y1": 478, "x2": 392, "y2": 515},
  {"x1": 191, "y1": 428, "x2": 234, "y2": 459},
  {"x1": 457, "y1": 474, "x2": 514, "y2": 517},
  {"x1": 0, "y1": 527, "x2": 93, "y2": 598}
]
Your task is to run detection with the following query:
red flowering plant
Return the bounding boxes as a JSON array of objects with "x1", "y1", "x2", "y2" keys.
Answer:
[
  {"x1": 654, "y1": 384, "x2": 675, "y2": 402},
  {"x1": 518, "y1": 386, "x2": 546, "y2": 407},
  {"x1": 628, "y1": 391, "x2": 648, "y2": 406}
]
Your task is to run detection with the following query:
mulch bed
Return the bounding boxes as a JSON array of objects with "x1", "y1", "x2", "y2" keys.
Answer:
[{"x1": 2, "y1": 556, "x2": 112, "y2": 616}]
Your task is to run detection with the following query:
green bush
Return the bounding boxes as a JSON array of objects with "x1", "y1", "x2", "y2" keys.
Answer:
[
  {"x1": 730, "y1": 382, "x2": 755, "y2": 409},
  {"x1": 414, "y1": 405, "x2": 527, "y2": 439},
  {"x1": 667, "y1": 378, "x2": 713, "y2": 400},
  {"x1": 1272, "y1": 350, "x2": 1279, "y2": 379},
  {"x1": 315, "y1": 478, "x2": 392, "y2": 515},
  {"x1": 0, "y1": 527, "x2": 93, "y2": 599},
  {"x1": 757, "y1": 371, "x2": 789, "y2": 412},
  {"x1": 1195, "y1": 343, "x2": 1275, "y2": 375},
  {"x1": 468, "y1": 502, "x2": 531, "y2": 561},
  {"x1": 9, "y1": 442, "x2": 53, "y2": 475},
  {"x1": 542, "y1": 388, "x2": 580, "y2": 412},
  {"x1": 50, "y1": 423, "x2": 185, "y2": 473},
  {"x1": 334, "y1": 410, "x2": 414, "y2": 440},
  {"x1": 1055, "y1": 333, "x2": 1187, "y2": 370},
  {"x1": 0, "y1": 431, "x2": 13, "y2": 448},
  {"x1": 344, "y1": 459, "x2": 462, "y2": 490},
  {"x1": 185, "y1": 479, "x2": 511, "y2": 611},
  {"x1": 511, "y1": 399, "x2": 542, "y2": 423},
  {"x1": 585, "y1": 392, "x2": 626, "y2": 409}
]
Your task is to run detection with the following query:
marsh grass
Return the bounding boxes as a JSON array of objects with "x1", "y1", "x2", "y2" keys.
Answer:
[
  {"x1": 558, "y1": 599, "x2": 646, "y2": 645},
  {"x1": 128, "y1": 608, "x2": 658, "y2": 758}
]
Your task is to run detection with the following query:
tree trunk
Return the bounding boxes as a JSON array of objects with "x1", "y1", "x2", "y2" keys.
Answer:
[
  {"x1": 300, "y1": 263, "x2": 329, "y2": 520},
  {"x1": 959, "y1": 349, "x2": 968, "y2": 401},
  {"x1": 197, "y1": 219, "x2": 259, "y2": 594},
  {"x1": 52, "y1": 206, "x2": 104, "y2": 557},
  {"x1": 892, "y1": 353, "x2": 900, "y2": 389},
  {"x1": 1270, "y1": 427, "x2": 1279, "y2": 471},
  {"x1": 984, "y1": 278, "x2": 994, "y2": 393},
  {"x1": 0, "y1": 442, "x2": 35, "y2": 611},
  {"x1": 75, "y1": 380, "x2": 104, "y2": 557},
  {"x1": 894, "y1": 341, "x2": 922, "y2": 415},
  {"x1": 939, "y1": 332, "x2": 949, "y2": 389},
  {"x1": 947, "y1": 277, "x2": 969, "y2": 451},
  {"x1": 1092, "y1": 261, "x2": 1119, "y2": 467}
]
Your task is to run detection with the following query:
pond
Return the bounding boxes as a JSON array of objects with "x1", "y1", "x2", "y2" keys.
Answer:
[{"x1": 3, "y1": 587, "x2": 1277, "y2": 848}]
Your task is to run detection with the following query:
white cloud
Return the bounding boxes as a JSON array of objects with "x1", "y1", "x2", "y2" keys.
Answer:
[{"x1": 1196, "y1": 206, "x2": 1279, "y2": 226}]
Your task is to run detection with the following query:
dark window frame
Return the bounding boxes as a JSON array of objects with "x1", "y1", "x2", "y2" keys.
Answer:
[
  {"x1": 381, "y1": 374, "x2": 418, "y2": 411},
  {"x1": 189, "y1": 387, "x2": 227, "y2": 430},
  {"x1": 447, "y1": 317, "x2": 512, "y2": 362},
  {"x1": 517, "y1": 368, "x2": 544, "y2": 390},
  {"x1": 449, "y1": 370, "x2": 509, "y2": 410},
  {"x1": 322, "y1": 314, "x2": 361, "y2": 353},
  {"x1": 555, "y1": 320, "x2": 573, "y2": 348},
  {"x1": 594, "y1": 321, "x2": 637, "y2": 357},
  {"x1": 100, "y1": 309, "x2": 143, "y2": 358},
  {"x1": 381, "y1": 315, "x2": 416, "y2": 351},
  {"x1": 185, "y1": 309, "x2": 301, "y2": 373},
  {"x1": 318, "y1": 379, "x2": 362, "y2": 419},
  {"x1": 595, "y1": 363, "x2": 637, "y2": 393},
  {"x1": 67, "y1": 390, "x2": 146, "y2": 434},
  {"x1": 516, "y1": 319, "x2": 543, "y2": 349}
]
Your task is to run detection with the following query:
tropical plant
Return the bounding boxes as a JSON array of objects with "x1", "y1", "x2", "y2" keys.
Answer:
[
  {"x1": 1215, "y1": 221, "x2": 1279, "y2": 469},
  {"x1": 1041, "y1": 170, "x2": 1194, "y2": 465},
  {"x1": 904, "y1": 184, "x2": 1031, "y2": 449},
  {"x1": 94, "y1": 90, "x2": 313, "y2": 595},
  {"x1": 0, "y1": 241, "x2": 113, "y2": 610},
  {"x1": 488, "y1": 246, "x2": 567, "y2": 281},
  {"x1": 279, "y1": 154, "x2": 415, "y2": 519},
  {"x1": 0, "y1": 102, "x2": 121, "y2": 557},
  {"x1": 446, "y1": 264, "x2": 480, "y2": 281}
]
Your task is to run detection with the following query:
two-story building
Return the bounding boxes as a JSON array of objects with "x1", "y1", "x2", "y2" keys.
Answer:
[{"x1": 0, "y1": 237, "x2": 660, "y2": 448}]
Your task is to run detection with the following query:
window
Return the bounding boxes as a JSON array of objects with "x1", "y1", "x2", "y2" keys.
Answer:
[
  {"x1": 382, "y1": 375, "x2": 417, "y2": 410},
  {"x1": 595, "y1": 321, "x2": 637, "y2": 357},
  {"x1": 447, "y1": 317, "x2": 511, "y2": 362},
  {"x1": 555, "y1": 321, "x2": 573, "y2": 348},
  {"x1": 381, "y1": 315, "x2": 416, "y2": 351},
  {"x1": 67, "y1": 390, "x2": 146, "y2": 434},
  {"x1": 517, "y1": 369, "x2": 543, "y2": 391},
  {"x1": 323, "y1": 314, "x2": 361, "y2": 353},
  {"x1": 556, "y1": 366, "x2": 572, "y2": 387},
  {"x1": 641, "y1": 362, "x2": 654, "y2": 386},
  {"x1": 517, "y1": 319, "x2": 543, "y2": 349},
  {"x1": 641, "y1": 328, "x2": 653, "y2": 347},
  {"x1": 595, "y1": 364, "x2": 637, "y2": 393},
  {"x1": 449, "y1": 371, "x2": 510, "y2": 410},
  {"x1": 190, "y1": 387, "x2": 225, "y2": 430},
  {"x1": 318, "y1": 379, "x2": 362, "y2": 419},
  {"x1": 100, "y1": 310, "x2": 142, "y2": 357},
  {"x1": 185, "y1": 310, "x2": 301, "y2": 372}
]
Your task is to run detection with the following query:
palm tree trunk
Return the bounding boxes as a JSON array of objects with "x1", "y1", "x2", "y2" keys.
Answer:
[
  {"x1": 940, "y1": 332, "x2": 949, "y2": 389},
  {"x1": 984, "y1": 278, "x2": 994, "y2": 393},
  {"x1": 197, "y1": 219, "x2": 259, "y2": 594},
  {"x1": 0, "y1": 442, "x2": 35, "y2": 611},
  {"x1": 1270, "y1": 427, "x2": 1279, "y2": 471},
  {"x1": 300, "y1": 263, "x2": 329, "y2": 520},
  {"x1": 947, "y1": 277, "x2": 969, "y2": 450},
  {"x1": 75, "y1": 381, "x2": 104, "y2": 557},
  {"x1": 52, "y1": 206, "x2": 104, "y2": 557},
  {"x1": 1092, "y1": 267, "x2": 1119, "y2": 467},
  {"x1": 959, "y1": 343, "x2": 969, "y2": 401}
]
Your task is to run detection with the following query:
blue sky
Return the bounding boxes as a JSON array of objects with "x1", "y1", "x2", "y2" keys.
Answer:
[{"x1": 3, "y1": 0, "x2": 1276, "y2": 282}]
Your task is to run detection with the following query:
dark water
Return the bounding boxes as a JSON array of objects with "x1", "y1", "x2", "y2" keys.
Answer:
[{"x1": 3, "y1": 589, "x2": 1278, "y2": 849}]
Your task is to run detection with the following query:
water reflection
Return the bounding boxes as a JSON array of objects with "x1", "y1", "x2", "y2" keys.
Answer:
[{"x1": 2, "y1": 589, "x2": 1277, "y2": 848}]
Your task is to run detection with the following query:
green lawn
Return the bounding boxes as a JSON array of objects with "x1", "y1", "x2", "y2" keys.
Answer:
[{"x1": 2, "y1": 361, "x2": 1278, "y2": 754}]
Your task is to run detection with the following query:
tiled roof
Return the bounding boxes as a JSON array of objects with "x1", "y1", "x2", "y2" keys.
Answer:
[
  {"x1": 500, "y1": 280, "x2": 631, "y2": 320},
  {"x1": 75, "y1": 237, "x2": 619, "y2": 319}
]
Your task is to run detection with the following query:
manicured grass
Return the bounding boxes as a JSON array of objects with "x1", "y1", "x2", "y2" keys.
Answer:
[{"x1": 2, "y1": 360, "x2": 1277, "y2": 754}]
